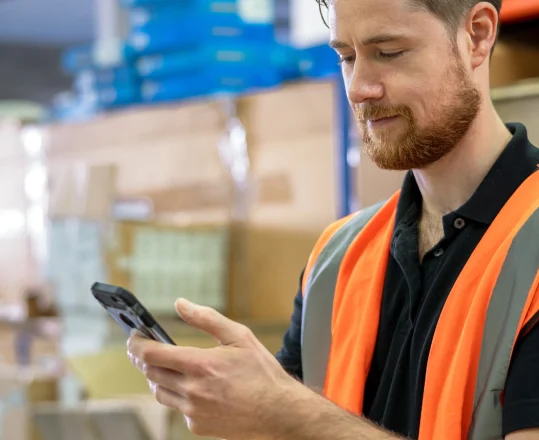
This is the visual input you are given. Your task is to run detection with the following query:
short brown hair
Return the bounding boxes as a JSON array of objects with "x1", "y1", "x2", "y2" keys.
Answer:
[{"x1": 317, "y1": 0, "x2": 502, "y2": 50}]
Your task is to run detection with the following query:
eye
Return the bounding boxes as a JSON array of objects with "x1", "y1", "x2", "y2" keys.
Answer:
[
  {"x1": 379, "y1": 51, "x2": 405, "y2": 60},
  {"x1": 338, "y1": 55, "x2": 355, "y2": 66}
]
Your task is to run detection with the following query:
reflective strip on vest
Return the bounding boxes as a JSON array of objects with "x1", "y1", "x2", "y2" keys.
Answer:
[
  {"x1": 468, "y1": 207, "x2": 539, "y2": 439},
  {"x1": 301, "y1": 201, "x2": 385, "y2": 390},
  {"x1": 301, "y1": 204, "x2": 539, "y2": 438}
]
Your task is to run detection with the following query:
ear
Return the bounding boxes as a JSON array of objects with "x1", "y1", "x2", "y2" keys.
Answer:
[{"x1": 465, "y1": 2, "x2": 499, "y2": 70}]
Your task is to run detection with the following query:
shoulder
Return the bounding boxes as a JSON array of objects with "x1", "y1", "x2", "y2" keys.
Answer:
[
  {"x1": 302, "y1": 200, "x2": 389, "y2": 293},
  {"x1": 314, "y1": 200, "x2": 391, "y2": 256}
]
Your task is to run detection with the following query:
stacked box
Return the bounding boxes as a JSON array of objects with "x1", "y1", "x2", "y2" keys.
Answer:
[
  {"x1": 125, "y1": 0, "x2": 275, "y2": 56},
  {"x1": 53, "y1": 0, "x2": 340, "y2": 119},
  {"x1": 55, "y1": 46, "x2": 141, "y2": 119},
  {"x1": 126, "y1": 0, "x2": 294, "y2": 103}
]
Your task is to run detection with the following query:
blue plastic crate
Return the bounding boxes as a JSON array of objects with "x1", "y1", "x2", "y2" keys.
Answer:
[
  {"x1": 74, "y1": 65, "x2": 139, "y2": 91},
  {"x1": 94, "y1": 84, "x2": 141, "y2": 107},
  {"x1": 122, "y1": 0, "x2": 276, "y2": 24},
  {"x1": 49, "y1": 81, "x2": 140, "y2": 120},
  {"x1": 62, "y1": 44, "x2": 132, "y2": 75},
  {"x1": 120, "y1": 0, "x2": 207, "y2": 7},
  {"x1": 125, "y1": 20, "x2": 274, "y2": 56},
  {"x1": 140, "y1": 66, "x2": 283, "y2": 103},
  {"x1": 129, "y1": 1, "x2": 238, "y2": 27},
  {"x1": 67, "y1": 85, "x2": 141, "y2": 110},
  {"x1": 121, "y1": 0, "x2": 191, "y2": 8},
  {"x1": 141, "y1": 78, "x2": 207, "y2": 102},
  {"x1": 49, "y1": 93, "x2": 98, "y2": 122},
  {"x1": 135, "y1": 41, "x2": 298, "y2": 79},
  {"x1": 298, "y1": 44, "x2": 340, "y2": 79},
  {"x1": 62, "y1": 45, "x2": 95, "y2": 74}
]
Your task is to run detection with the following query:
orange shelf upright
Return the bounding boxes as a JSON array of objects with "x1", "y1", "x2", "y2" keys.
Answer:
[{"x1": 500, "y1": 0, "x2": 539, "y2": 23}]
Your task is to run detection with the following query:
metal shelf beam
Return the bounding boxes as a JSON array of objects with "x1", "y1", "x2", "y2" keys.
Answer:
[{"x1": 335, "y1": 74, "x2": 356, "y2": 218}]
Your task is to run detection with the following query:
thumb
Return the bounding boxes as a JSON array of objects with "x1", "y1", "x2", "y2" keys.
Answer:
[{"x1": 175, "y1": 298, "x2": 247, "y2": 346}]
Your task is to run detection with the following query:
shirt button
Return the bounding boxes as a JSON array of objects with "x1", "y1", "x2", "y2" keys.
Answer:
[
  {"x1": 454, "y1": 218, "x2": 466, "y2": 230},
  {"x1": 433, "y1": 248, "x2": 444, "y2": 257}
]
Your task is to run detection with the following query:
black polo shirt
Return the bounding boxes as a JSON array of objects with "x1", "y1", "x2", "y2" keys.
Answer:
[{"x1": 276, "y1": 123, "x2": 539, "y2": 438}]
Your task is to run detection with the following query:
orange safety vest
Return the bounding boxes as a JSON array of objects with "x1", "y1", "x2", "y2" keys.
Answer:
[{"x1": 301, "y1": 170, "x2": 539, "y2": 440}]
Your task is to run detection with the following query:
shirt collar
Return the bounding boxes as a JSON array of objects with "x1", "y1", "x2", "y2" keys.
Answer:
[{"x1": 455, "y1": 123, "x2": 539, "y2": 224}]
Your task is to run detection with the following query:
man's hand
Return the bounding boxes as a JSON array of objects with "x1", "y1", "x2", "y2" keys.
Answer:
[{"x1": 127, "y1": 298, "x2": 299, "y2": 440}]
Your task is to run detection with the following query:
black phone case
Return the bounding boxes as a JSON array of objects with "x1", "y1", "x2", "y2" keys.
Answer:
[{"x1": 91, "y1": 282, "x2": 175, "y2": 345}]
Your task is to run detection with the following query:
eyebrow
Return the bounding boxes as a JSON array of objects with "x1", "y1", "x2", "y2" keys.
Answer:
[{"x1": 329, "y1": 34, "x2": 405, "y2": 49}]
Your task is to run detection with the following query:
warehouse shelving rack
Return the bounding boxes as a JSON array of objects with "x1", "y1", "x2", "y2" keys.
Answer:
[{"x1": 334, "y1": 74, "x2": 356, "y2": 218}]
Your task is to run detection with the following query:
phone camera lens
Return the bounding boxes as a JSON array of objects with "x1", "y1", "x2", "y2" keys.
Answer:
[{"x1": 119, "y1": 313, "x2": 136, "y2": 329}]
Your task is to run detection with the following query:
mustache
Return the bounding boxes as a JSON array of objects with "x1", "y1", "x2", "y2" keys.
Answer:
[{"x1": 354, "y1": 105, "x2": 412, "y2": 123}]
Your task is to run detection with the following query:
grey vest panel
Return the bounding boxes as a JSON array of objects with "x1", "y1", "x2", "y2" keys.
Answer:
[
  {"x1": 468, "y1": 207, "x2": 539, "y2": 440},
  {"x1": 301, "y1": 201, "x2": 385, "y2": 390}
]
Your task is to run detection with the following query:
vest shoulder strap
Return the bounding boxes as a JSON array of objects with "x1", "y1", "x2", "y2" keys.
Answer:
[
  {"x1": 301, "y1": 212, "x2": 356, "y2": 295},
  {"x1": 301, "y1": 199, "x2": 387, "y2": 389}
]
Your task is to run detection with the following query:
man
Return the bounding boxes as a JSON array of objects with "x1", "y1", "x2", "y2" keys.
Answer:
[{"x1": 127, "y1": 0, "x2": 539, "y2": 439}]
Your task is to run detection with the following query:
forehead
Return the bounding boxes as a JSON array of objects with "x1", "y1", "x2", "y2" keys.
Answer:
[{"x1": 328, "y1": 0, "x2": 444, "y2": 41}]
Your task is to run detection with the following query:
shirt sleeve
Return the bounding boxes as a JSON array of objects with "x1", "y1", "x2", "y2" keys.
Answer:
[
  {"x1": 502, "y1": 316, "x2": 539, "y2": 436},
  {"x1": 275, "y1": 270, "x2": 305, "y2": 381}
]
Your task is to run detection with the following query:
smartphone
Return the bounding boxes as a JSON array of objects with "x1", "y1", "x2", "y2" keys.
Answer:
[{"x1": 91, "y1": 282, "x2": 175, "y2": 345}]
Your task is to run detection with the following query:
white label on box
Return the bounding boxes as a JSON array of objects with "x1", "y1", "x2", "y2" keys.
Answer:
[
  {"x1": 238, "y1": 0, "x2": 274, "y2": 23},
  {"x1": 123, "y1": 226, "x2": 228, "y2": 313}
]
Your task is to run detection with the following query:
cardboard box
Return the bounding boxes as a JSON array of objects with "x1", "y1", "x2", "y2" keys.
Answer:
[
  {"x1": 48, "y1": 164, "x2": 117, "y2": 220},
  {"x1": 233, "y1": 82, "x2": 337, "y2": 321},
  {"x1": 106, "y1": 221, "x2": 230, "y2": 314},
  {"x1": 44, "y1": 102, "x2": 229, "y2": 216},
  {"x1": 31, "y1": 397, "x2": 168, "y2": 440},
  {"x1": 493, "y1": 82, "x2": 539, "y2": 145},
  {"x1": 356, "y1": 153, "x2": 405, "y2": 208},
  {"x1": 490, "y1": 40, "x2": 539, "y2": 88}
]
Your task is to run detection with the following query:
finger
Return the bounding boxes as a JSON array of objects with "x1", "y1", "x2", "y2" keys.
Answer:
[
  {"x1": 127, "y1": 332, "x2": 152, "y2": 372},
  {"x1": 145, "y1": 366, "x2": 186, "y2": 395},
  {"x1": 127, "y1": 349, "x2": 143, "y2": 372},
  {"x1": 128, "y1": 333, "x2": 210, "y2": 374},
  {"x1": 175, "y1": 298, "x2": 251, "y2": 346},
  {"x1": 151, "y1": 381, "x2": 186, "y2": 411},
  {"x1": 130, "y1": 329, "x2": 148, "y2": 339}
]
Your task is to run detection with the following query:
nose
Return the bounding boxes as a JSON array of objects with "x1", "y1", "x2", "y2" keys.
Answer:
[{"x1": 346, "y1": 64, "x2": 384, "y2": 105}]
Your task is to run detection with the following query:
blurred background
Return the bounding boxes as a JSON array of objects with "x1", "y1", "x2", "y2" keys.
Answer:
[{"x1": 0, "y1": 0, "x2": 538, "y2": 439}]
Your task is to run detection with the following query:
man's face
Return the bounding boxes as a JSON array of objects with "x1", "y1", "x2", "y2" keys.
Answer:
[{"x1": 329, "y1": 0, "x2": 482, "y2": 171}]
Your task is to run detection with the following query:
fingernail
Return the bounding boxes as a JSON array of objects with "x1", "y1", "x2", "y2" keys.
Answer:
[{"x1": 177, "y1": 298, "x2": 195, "y2": 314}]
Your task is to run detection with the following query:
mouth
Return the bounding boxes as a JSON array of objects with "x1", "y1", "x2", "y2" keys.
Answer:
[{"x1": 367, "y1": 115, "x2": 399, "y2": 129}]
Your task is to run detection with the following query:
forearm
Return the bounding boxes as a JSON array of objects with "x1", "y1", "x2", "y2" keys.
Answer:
[{"x1": 269, "y1": 384, "x2": 406, "y2": 440}]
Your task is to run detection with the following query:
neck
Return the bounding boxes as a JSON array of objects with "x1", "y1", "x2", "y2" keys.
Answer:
[{"x1": 413, "y1": 103, "x2": 512, "y2": 219}]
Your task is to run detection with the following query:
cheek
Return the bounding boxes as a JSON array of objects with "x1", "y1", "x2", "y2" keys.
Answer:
[
  {"x1": 398, "y1": 76, "x2": 445, "y2": 123},
  {"x1": 341, "y1": 64, "x2": 354, "y2": 91},
  {"x1": 422, "y1": 72, "x2": 460, "y2": 119}
]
